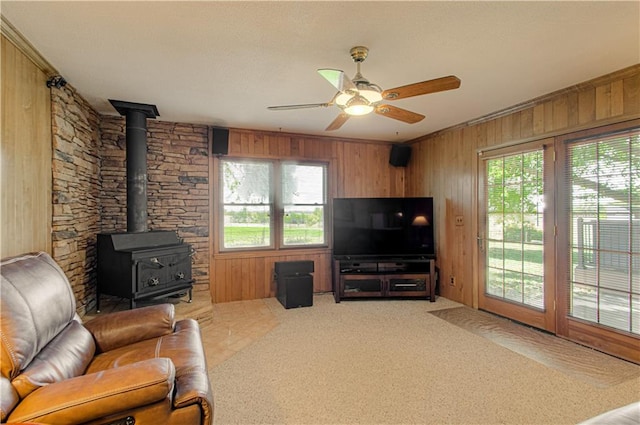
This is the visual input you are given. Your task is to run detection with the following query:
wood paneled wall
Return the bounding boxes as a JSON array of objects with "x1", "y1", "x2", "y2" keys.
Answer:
[
  {"x1": 210, "y1": 128, "x2": 404, "y2": 303},
  {"x1": 1, "y1": 35, "x2": 52, "y2": 259},
  {"x1": 2, "y1": 24, "x2": 106, "y2": 315},
  {"x1": 213, "y1": 250, "x2": 333, "y2": 302},
  {"x1": 405, "y1": 64, "x2": 640, "y2": 306}
]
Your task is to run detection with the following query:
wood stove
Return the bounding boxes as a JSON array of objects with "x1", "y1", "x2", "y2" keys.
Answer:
[
  {"x1": 96, "y1": 100, "x2": 194, "y2": 310},
  {"x1": 97, "y1": 231, "x2": 193, "y2": 310}
]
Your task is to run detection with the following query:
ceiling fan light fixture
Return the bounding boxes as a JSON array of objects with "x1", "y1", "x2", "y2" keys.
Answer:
[
  {"x1": 357, "y1": 84, "x2": 383, "y2": 104},
  {"x1": 269, "y1": 46, "x2": 461, "y2": 131},
  {"x1": 344, "y1": 95, "x2": 373, "y2": 116},
  {"x1": 335, "y1": 92, "x2": 353, "y2": 107}
]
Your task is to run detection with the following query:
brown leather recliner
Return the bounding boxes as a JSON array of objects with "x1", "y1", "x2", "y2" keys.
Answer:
[{"x1": 0, "y1": 252, "x2": 213, "y2": 424}]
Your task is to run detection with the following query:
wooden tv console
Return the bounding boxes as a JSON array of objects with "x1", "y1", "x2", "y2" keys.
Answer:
[{"x1": 333, "y1": 258, "x2": 436, "y2": 303}]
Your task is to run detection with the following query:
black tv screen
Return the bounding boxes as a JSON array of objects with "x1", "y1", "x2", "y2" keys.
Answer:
[{"x1": 333, "y1": 197, "x2": 435, "y2": 259}]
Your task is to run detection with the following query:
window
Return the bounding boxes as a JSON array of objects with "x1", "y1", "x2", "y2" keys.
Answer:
[
  {"x1": 281, "y1": 163, "x2": 326, "y2": 246},
  {"x1": 221, "y1": 160, "x2": 272, "y2": 249},
  {"x1": 220, "y1": 159, "x2": 327, "y2": 250},
  {"x1": 485, "y1": 149, "x2": 545, "y2": 309},
  {"x1": 478, "y1": 139, "x2": 555, "y2": 333},
  {"x1": 566, "y1": 128, "x2": 640, "y2": 334}
]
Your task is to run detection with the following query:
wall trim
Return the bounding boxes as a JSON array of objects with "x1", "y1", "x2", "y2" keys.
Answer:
[
  {"x1": 476, "y1": 114, "x2": 640, "y2": 155},
  {"x1": 1, "y1": 14, "x2": 57, "y2": 76},
  {"x1": 230, "y1": 127, "x2": 394, "y2": 146},
  {"x1": 410, "y1": 64, "x2": 640, "y2": 145}
]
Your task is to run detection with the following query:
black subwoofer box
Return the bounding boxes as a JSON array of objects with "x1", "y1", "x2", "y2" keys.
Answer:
[{"x1": 275, "y1": 261, "x2": 314, "y2": 309}]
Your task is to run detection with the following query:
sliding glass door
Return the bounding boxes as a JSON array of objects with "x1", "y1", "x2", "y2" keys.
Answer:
[
  {"x1": 478, "y1": 123, "x2": 640, "y2": 361},
  {"x1": 556, "y1": 124, "x2": 640, "y2": 362}
]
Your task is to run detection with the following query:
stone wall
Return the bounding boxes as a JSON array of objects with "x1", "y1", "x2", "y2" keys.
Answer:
[
  {"x1": 50, "y1": 85, "x2": 101, "y2": 315},
  {"x1": 100, "y1": 117, "x2": 210, "y2": 297},
  {"x1": 50, "y1": 85, "x2": 211, "y2": 312}
]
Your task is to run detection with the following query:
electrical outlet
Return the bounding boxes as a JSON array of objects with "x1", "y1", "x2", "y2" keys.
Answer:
[
  {"x1": 450, "y1": 276, "x2": 456, "y2": 286},
  {"x1": 455, "y1": 215, "x2": 464, "y2": 226}
]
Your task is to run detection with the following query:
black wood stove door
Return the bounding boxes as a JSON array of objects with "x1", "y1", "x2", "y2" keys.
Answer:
[{"x1": 136, "y1": 248, "x2": 193, "y2": 294}]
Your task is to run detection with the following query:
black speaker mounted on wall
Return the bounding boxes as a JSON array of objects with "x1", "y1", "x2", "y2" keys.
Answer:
[
  {"x1": 389, "y1": 144, "x2": 411, "y2": 167},
  {"x1": 212, "y1": 127, "x2": 229, "y2": 155}
]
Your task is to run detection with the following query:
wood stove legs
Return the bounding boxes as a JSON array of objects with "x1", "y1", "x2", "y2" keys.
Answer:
[
  {"x1": 129, "y1": 287, "x2": 193, "y2": 310},
  {"x1": 96, "y1": 285, "x2": 193, "y2": 312}
]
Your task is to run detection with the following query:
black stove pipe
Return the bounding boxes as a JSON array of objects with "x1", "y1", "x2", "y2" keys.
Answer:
[
  {"x1": 109, "y1": 100, "x2": 159, "y2": 233},
  {"x1": 124, "y1": 109, "x2": 148, "y2": 233}
]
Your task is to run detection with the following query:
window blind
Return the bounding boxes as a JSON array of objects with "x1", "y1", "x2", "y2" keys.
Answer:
[{"x1": 565, "y1": 128, "x2": 640, "y2": 334}]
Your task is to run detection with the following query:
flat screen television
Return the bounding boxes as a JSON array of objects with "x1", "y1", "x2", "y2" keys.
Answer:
[{"x1": 333, "y1": 197, "x2": 435, "y2": 259}]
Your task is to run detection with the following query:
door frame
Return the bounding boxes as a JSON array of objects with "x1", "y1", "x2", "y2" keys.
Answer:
[
  {"x1": 555, "y1": 120, "x2": 640, "y2": 363},
  {"x1": 477, "y1": 138, "x2": 556, "y2": 332}
]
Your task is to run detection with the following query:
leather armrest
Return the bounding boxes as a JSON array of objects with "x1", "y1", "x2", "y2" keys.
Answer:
[
  {"x1": 7, "y1": 358, "x2": 175, "y2": 424},
  {"x1": 84, "y1": 304, "x2": 176, "y2": 352},
  {"x1": 174, "y1": 372, "x2": 214, "y2": 423},
  {"x1": 172, "y1": 319, "x2": 215, "y2": 424}
]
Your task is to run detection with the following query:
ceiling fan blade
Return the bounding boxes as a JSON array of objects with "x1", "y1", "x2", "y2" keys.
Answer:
[
  {"x1": 325, "y1": 113, "x2": 350, "y2": 131},
  {"x1": 267, "y1": 103, "x2": 330, "y2": 111},
  {"x1": 375, "y1": 104, "x2": 425, "y2": 124},
  {"x1": 382, "y1": 75, "x2": 461, "y2": 101},
  {"x1": 318, "y1": 69, "x2": 357, "y2": 92}
]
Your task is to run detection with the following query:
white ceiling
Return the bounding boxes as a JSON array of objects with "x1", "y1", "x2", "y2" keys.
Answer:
[{"x1": 2, "y1": 1, "x2": 639, "y2": 142}]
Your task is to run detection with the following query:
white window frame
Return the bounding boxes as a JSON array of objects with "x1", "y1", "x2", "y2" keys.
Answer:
[{"x1": 219, "y1": 158, "x2": 329, "y2": 252}]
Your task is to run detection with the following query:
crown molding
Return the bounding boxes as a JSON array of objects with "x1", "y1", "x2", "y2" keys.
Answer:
[{"x1": 1, "y1": 14, "x2": 57, "y2": 76}]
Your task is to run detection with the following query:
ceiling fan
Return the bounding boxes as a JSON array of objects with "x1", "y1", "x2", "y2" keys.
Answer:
[{"x1": 267, "y1": 46, "x2": 461, "y2": 131}]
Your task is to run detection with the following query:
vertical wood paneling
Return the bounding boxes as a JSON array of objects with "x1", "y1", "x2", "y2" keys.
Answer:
[
  {"x1": 253, "y1": 133, "x2": 265, "y2": 155},
  {"x1": 229, "y1": 259, "x2": 243, "y2": 301},
  {"x1": 1, "y1": 35, "x2": 52, "y2": 259},
  {"x1": 611, "y1": 80, "x2": 624, "y2": 116},
  {"x1": 543, "y1": 100, "x2": 554, "y2": 132},
  {"x1": 567, "y1": 92, "x2": 579, "y2": 128},
  {"x1": 211, "y1": 251, "x2": 333, "y2": 303},
  {"x1": 595, "y1": 84, "x2": 611, "y2": 120},
  {"x1": 240, "y1": 258, "x2": 255, "y2": 299},
  {"x1": 486, "y1": 119, "x2": 497, "y2": 145},
  {"x1": 578, "y1": 87, "x2": 596, "y2": 124},
  {"x1": 623, "y1": 73, "x2": 639, "y2": 115},
  {"x1": 553, "y1": 95, "x2": 568, "y2": 130},
  {"x1": 501, "y1": 114, "x2": 513, "y2": 141},
  {"x1": 461, "y1": 127, "x2": 474, "y2": 306},
  {"x1": 211, "y1": 128, "x2": 402, "y2": 302},
  {"x1": 406, "y1": 65, "x2": 640, "y2": 305},
  {"x1": 520, "y1": 108, "x2": 534, "y2": 139}
]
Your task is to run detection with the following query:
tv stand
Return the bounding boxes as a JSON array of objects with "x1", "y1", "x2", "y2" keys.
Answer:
[{"x1": 333, "y1": 258, "x2": 436, "y2": 303}]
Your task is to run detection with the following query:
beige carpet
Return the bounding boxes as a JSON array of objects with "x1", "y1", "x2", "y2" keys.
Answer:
[
  {"x1": 210, "y1": 294, "x2": 640, "y2": 424},
  {"x1": 429, "y1": 307, "x2": 640, "y2": 389}
]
